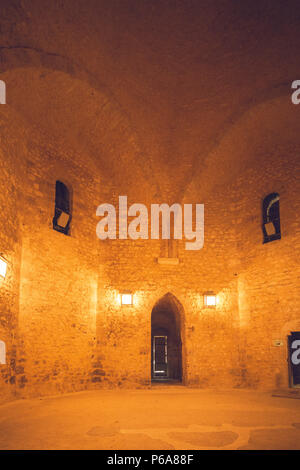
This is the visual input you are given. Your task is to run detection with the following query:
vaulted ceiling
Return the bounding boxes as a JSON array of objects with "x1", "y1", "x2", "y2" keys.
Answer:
[{"x1": 1, "y1": 0, "x2": 299, "y2": 202}]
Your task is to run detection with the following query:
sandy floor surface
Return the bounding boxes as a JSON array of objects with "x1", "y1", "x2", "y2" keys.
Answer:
[{"x1": 0, "y1": 386, "x2": 300, "y2": 450}]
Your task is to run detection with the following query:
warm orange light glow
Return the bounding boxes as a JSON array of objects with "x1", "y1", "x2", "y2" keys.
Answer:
[
  {"x1": 0, "y1": 256, "x2": 7, "y2": 279},
  {"x1": 121, "y1": 293, "x2": 133, "y2": 305},
  {"x1": 204, "y1": 293, "x2": 216, "y2": 307}
]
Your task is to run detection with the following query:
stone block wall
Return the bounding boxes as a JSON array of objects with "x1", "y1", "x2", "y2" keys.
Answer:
[
  {"x1": 15, "y1": 135, "x2": 108, "y2": 398},
  {"x1": 0, "y1": 111, "x2": 23, "y2": 403}
]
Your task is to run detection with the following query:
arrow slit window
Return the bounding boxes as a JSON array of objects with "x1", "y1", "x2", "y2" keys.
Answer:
[
  {"x1": 262, "y1": 192, "x2": 281, "y2": 244},
  {"x1": 53, "y1": 181, "x2": 72, "y2": 235}
]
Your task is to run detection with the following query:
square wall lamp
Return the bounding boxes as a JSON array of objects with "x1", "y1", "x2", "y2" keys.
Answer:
[
  {"x1": 121, "y1": 292, "x2": 133, "y2": 306},
  {"x1": 204, "y1": 291, "x2": 217, "y2": 307}
]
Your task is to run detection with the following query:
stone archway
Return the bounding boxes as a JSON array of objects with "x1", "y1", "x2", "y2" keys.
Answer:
[{"x1": 151, "y1": 293, "x2": 184, "y2": 383}]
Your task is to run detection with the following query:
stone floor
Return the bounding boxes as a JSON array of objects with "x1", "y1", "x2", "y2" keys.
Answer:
[{"x1": 0, "y1": 386, "x2": 300, "y2": 450}]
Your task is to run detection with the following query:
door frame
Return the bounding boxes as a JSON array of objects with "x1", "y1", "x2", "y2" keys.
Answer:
[{"x1": 152, "y1": 335, "x2": 168, "y2": 378}]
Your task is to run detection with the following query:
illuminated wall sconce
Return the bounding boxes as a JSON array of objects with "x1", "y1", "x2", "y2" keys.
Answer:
[
  {"x1": 204, "y1": 291, "x2": 217, "y2": 307},
  {"x1": 0, "y1": 256, "x2": 8, "y2": 279},
  {"x1": 121, "y1": 292, "x2": 133, "y2": 306}
]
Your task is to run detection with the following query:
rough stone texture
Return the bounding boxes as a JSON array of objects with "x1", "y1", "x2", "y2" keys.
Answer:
[
  {"x1": 0, "y1": 1, "x2": 299, "y2": 401},
  {"x1": 0, "y1": 388, "x2": 300, "y2": 450},
  {"x1": 17, "y1": 141, "x2": 103, "y2": 397},
  {"x1": 0, "y1": 110, "x2": 25, "y2": 403}
]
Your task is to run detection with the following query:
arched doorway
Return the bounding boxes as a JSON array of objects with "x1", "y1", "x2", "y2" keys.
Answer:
[{"x1": 151, "y1": 293, "x2": 183, "y2": 383}]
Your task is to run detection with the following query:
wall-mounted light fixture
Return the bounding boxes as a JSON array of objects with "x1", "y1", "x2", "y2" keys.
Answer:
[
  {"x1": 121, "y1": 292, "x2": 133, "y2": 306},
  {"x1": 0, "y1": 256, "x2": 7, "y2": 279},
  {"x1": 204, "y1": 291, "x2": 217, "y2": 307}
]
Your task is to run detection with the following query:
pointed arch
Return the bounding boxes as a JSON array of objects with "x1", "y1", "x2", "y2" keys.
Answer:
[{"x1": 151, "y1": 292, "x2": 186, "y2": 383}]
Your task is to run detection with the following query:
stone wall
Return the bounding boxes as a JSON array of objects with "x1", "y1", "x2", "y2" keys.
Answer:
[
  {"x1": 0, "y1": 0, "x2": 300, "y2": 402},
  {"x1": 227, "y1": 101, "x2": 300, "y2": 390},
  {"x1": 0, "y1": 111, "x2": 23, "y2": 403},
  {"x1": 205, "y1": 97, "x2": 300, "y2": 389},
  {"x1": 1, "y1": 96, "x2": 299, "y2": 399},
  {"x1": 95, "y1": 193, "x2": 241, "y2": 389},
  {"x1": 16, "y1": 134, "x2": 110, "y2": 397}
]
